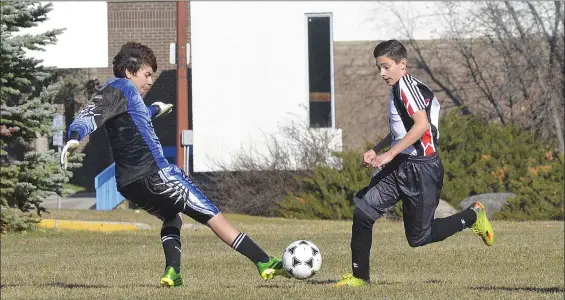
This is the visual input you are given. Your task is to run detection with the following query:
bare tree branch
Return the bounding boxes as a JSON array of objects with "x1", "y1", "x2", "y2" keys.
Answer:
[{"x1": 388, "y1": 4, "x2": 473, "y2": 115}]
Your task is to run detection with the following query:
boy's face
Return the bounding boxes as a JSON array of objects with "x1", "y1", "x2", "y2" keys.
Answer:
[
  {"x1": 126, "y1": 64, "x2": 154, "y2": 96},
  {"x1": 375, "y1": 56, "x2": 407, "y2": 86}
]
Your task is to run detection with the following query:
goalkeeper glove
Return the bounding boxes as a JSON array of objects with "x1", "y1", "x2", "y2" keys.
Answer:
[
  {"x1": 151, "y1": 102, "x2": 173, "y2": 118},
  {"x1": 60, "y1": 139, "x2": 80, "y2": 170}
]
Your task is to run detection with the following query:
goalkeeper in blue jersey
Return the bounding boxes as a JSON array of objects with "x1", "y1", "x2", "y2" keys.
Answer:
[{"x1": 61, "y1": 42, "x2": 287, "y2": 287}]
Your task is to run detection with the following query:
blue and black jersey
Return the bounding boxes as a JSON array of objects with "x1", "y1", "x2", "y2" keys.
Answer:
[{"x1": 67, "y1": 78, "x2": 169, "y2": 189}]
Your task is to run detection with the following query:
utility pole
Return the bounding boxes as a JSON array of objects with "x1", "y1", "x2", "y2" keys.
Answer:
[{"x1": 176, "y1": 1, "x2": 189, "y2": 170}]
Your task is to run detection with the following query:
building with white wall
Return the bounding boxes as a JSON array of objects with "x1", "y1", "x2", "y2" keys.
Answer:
[
  {"x1": 24, "y1": 1, "x2": 449, "y2": 176},
  {"x1": 189, "y1": 1, "x2": 446, "y2": 171}
]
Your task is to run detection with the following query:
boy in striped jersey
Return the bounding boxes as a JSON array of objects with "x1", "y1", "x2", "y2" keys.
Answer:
[{"x1": 335, "y1": 40, "x2": 494, "y2": 287}]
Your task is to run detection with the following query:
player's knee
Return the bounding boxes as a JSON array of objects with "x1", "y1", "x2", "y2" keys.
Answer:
[
  {"x1": 353, "y1": 207, "x2": 375, "y2": 230},
  {"x1": 162, "y1": 214, "x2": 182, "y2": 229},
  {"x1": 407, "y1": 239, "x2": 425, "y2": 248},
  {"x1": 406, "y1": 233, "x2": 430, "y2": 248}
]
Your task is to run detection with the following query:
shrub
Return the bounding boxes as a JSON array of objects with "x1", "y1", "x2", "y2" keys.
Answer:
[
  {"x1": 496, "y1": 153, "x2": 564, "y2": 220},
  {"x1": 439, "y1": 109, "x2": 563, "y2": 220},
  {"x1": 198, "y1": 116, "x2": 342, "y2": 217},
  {"x1": 279, "y1": 109, "x2": 563, "y2": 221},
  {"x1": 277, "y1": 151, "x2": 372, "y2": 220}
]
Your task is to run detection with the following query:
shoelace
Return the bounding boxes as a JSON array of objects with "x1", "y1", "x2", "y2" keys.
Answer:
[{"x1": 471, "y1": 208, "x2": 487, "y2": 235}]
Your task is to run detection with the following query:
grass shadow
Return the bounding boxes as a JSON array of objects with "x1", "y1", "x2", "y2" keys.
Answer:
[
  {"x1": 303, "y1": 278, "x2": 445, "y2": 286},
  {"x1": 45, "y1": 282, "x2": 109, "y2": 289},
  {"x1": 424, "y1": 279, "x2": 444, "y2": 284},
  {"x1": 304, "y1": 279, "x2": 338, "y2": 285},
  {"x1": 471, "y1": 286, "x2": 565, "y2": 294},
  {"x1": 1, "y1": 282, "x2": 157, "y2": 289},
  {"x1": 257, "y1": 284, "x2": 286, "y2": 288}
]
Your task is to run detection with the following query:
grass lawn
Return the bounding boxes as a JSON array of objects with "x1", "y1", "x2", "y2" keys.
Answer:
[
  {"x1": 62, "y1": 183, "x2": 87, "y2": 194},
  {"x1": 1, "y1": 209, "x2": 563, "y2": 300}
]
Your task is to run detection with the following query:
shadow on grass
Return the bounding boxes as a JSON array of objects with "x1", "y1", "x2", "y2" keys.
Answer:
[
  {"x1": 46, "y1": 282, "x2": 109, "y2": 289},
  {"x1": 424, "y1": 279, "x2": 444, "y2": 284},
  {"x1": 1, "y1": 282, "x2": 156, "y2": 289},
  {"x1": 472, "y1": 286, "x2": 565, "y2": 294},
  {"x1": 302, "y1": 278, "x2": 445, "y2": 286},
  {"x1": 256, "y1": 279, "x2": 338, "y2": 287},
  {"x1": 304, "y1": 279, "x2": 338, "y2": 285},
  {"x1": 374, "y1": 279, "x2": 444, "y2": 285}
]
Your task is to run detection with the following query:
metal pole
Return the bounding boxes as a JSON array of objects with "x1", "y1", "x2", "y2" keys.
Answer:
[
  {"x1": 176, "y1": 1, "x2": 189, "y2": 169},
  {"x1": 184, "y1": 146, "x2": 188, "y2": 174},
  {"x1": 57, "y1": 145, "x2": 62, "y2": 209}
]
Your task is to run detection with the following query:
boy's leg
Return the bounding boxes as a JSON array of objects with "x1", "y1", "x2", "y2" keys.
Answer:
[
  {"x1": 350, "y1": 208, "x2": 376, "y2": 282},
  {"x1": 159, "y1": 214, "x2": 184, "y2": 287},
  {"x1": 399, "y1": 154, "x2": 490, "y2": 247},
  {"x1": 206, "y1": 213, "x2": 268, "y2": 264},
  {"x1": 336, "y1": 163, "x2": 401, "y2": 287},
  {"x1": 155, "y1": 165, "x2": 286, "y2": 280},
  {"x1": 206, "y1": 213, "x2": 288, "y2": 279},
  {"x1": 161, "y1": 214, "x2": 183, "y2": 273},
  {"x1": 120, "y1": 178, "x2": 185, "y2": 287}
]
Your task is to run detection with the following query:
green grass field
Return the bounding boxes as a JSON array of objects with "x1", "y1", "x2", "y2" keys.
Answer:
[{"x1": 1, "y1": 209, "x2": 564, "y2": 300}]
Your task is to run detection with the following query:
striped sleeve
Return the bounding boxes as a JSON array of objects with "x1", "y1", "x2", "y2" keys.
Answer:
[
  {"x1": 67, "y1": 92, "x2": 127, "y2": 141},
  {"x1": 399, "y1": 75, "x2": 427, "y2": 117},
  {"x1": 146, "y1": 104, "x2": 159, "y2": 119}
]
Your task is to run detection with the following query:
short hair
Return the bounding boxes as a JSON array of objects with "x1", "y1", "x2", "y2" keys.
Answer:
[
  {"x1": 112, "y1": 42, "x2": 157, "y2": 78},
  {"x1": 373, "y1": 39, "x2": 407, "y2": 63}
]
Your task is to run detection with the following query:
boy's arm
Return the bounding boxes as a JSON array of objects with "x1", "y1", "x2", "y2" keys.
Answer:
[
  {"x1": 387, "y1": 111, "x2": 429, "y2": 157},
  {"x1": 372, "y1": 133, "x2": 393, "y2": 154},
  {"x1": 363, "y1": 133, "x2": 392, "y2": 168},
  {"x1": 67, "y1": 94, "x2": 126, "y2": 142},
  {"x1": 371, "y1": 79, "x2": 430, "y2": 168},
  {"x1": 146, "y1": 102, "x2": 173, "y2": 119},
  {"x1": 61, "y1": 93, "x2": 126, "y2": 170}
]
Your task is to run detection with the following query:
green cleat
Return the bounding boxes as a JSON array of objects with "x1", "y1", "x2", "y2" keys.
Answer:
[
  {"x1": 256, "y1": 257, "x2": 289, "y2": 280},
  {"x1": 469, "y1": 202, "x2": 494, "y2": 246},
  {"x1": 334, "y1": 273, "x2": 368, "y2": 287},
  {"x1": 160, "y1": 266, "x2": 183, "y2": 287}
]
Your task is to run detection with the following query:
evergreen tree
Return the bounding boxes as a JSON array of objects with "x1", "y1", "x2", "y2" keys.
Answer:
[{"x1": 0, "y1": 1, "x2": 81, "y2": 233}]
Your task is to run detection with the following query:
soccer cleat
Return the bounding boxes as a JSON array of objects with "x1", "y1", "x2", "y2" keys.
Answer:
[
  {"x1": 256, "y1": 257, "x2": 290, "y2": 280},
  {"x1": 468, "y1": 202, "x2": 494, "y2": 246},
  {"x1": 334, "y1": 273, "x2": 368, "y2": 287},
  {"x1": 160, "y1": 266, "x2": 183, "y2": 287}
]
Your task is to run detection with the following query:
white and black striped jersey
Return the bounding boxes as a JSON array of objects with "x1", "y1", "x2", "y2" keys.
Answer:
[{"x1": 388, "y1": 73, "x2": 440, "y2": 156}]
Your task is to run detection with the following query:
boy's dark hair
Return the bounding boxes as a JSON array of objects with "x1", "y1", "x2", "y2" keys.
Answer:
[
  {"x1": 112, "y1": 42, "x2": 158, "y2": 78},
  {"x1": 373, "y1": 39, "x2": 407, "y2": 63}
]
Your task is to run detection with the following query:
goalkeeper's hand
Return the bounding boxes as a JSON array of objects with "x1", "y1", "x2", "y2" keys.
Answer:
[
  {"x1": 151, "y1": 102, "x2": 174, "y2": 118},
  {"x1": 60, "y1": 139, "x2": 80, "y2": 170}
]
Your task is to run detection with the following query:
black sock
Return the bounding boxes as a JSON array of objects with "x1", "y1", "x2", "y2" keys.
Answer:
[
  {"x1": 351, "y1": 208, "x2": 375, "y2": 282},
  {"x1": 428, "y1": 209, "x2": 477, "y2": 243},
  {"x1": 231, "y1": 233, "x2": 270, "y2": 264},
  {"x1": 161, "y1": 226, "x2": 182, "y2": 273}
]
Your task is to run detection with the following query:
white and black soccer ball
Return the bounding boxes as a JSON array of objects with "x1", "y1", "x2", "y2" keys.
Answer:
[{"x1": 282, "y1": 240, "x2": 322, "y2": 280}]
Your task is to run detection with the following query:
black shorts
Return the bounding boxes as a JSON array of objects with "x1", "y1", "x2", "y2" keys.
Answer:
[
  {"x1": 354, "y1": 153, "x2": 444, "y2": 246},
  {"x1": 120, "y1": 164, "x2": 220, "y2": 224}
]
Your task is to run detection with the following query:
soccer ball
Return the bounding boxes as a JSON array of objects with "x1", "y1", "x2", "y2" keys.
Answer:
[{"x1": 282, "y1": 240, "x2": 322, "y2": 279}]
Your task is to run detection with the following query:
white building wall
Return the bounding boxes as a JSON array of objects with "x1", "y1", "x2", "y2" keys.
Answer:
[
  {"x1": 190, "y1": 1, "x2": 445, "y2": 172},
  {"x1": 20, "y1": 1, "x2": 451, "y2": 172},
  {"x1": 17, "y1": 1, "x2": 108, "y2": 69}
]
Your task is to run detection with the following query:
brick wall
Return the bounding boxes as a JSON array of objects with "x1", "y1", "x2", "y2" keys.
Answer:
[
  {"x1": 333, "y1": 40, "x2": 495, "y2": 152},
  {"x1": 73, "y1": 3, "x2": 506, "y2": 190},
  {"x1": 333, "y1": 41, "x2": 389, "y2": 152},
  {"x1": 73, "y1": 1, "x2": 190, "y2": 191}
]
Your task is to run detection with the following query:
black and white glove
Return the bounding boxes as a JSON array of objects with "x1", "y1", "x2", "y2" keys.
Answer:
[
  {"x1": 151, "y1": 102, "x2": 174, "y2": 118},
  {"x1": 60, "y1": 139, "x2": 79, "y2": 170}
]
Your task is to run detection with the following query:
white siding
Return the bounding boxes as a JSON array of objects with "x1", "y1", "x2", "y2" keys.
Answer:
[
  {"x1": 18, "y1": 1, "x2": 108, "y2": 69},
  {"x1": 190, "y1": 1, "x2": 444, "y2": 171}
]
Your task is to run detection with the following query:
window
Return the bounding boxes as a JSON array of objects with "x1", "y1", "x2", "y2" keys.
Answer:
[{"x1": 306, "y1": 13, "x2": 335, "y2": 128}]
